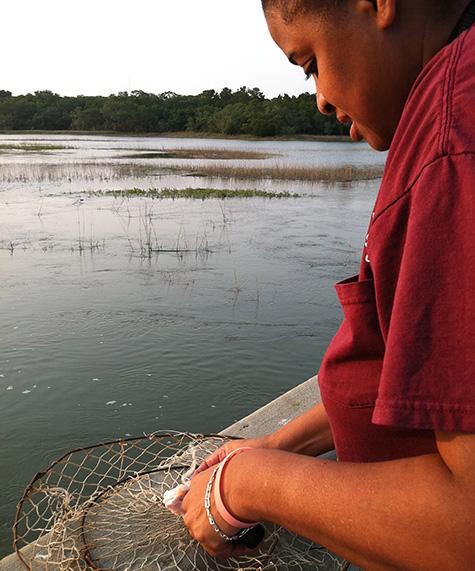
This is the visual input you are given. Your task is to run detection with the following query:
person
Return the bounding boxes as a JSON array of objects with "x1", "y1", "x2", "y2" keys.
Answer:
[{"x1": 181, "y1": 1, "x2": 475, "y2": 568}]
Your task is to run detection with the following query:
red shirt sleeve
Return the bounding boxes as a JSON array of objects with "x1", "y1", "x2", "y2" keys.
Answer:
[{"x1": 373, "y1": 153, "x2": 475, "y2": 432}]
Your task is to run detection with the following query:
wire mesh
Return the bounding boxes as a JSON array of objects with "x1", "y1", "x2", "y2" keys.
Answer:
[{"x1": 14, "y1": 432, "x2": 347, "y2": 570}]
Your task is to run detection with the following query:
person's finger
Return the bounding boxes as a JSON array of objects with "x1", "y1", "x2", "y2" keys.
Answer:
[
  {"x1": 175, "y1": 484, "x2": 189, "y2": 501},
  {"x1": 214, "y1": 542, "x2": 253, "y2": 560},
  {"x1": 194, "y1": 460, "x2": 210, "y2": 475},
  {"x1": 211, "y1": 543, "x2": 234, "y2": 560},
  {"x1": 194, "y1": 534, "x2": 229, "y2": 558},
  {"x1": 195, "y1": 449, "x2": 223, "y2": 475},
  {"x1": 228, "y1": 543, "x2": 255, "y2": 558},
  {"x1": 181, "y1": 492, "x2": 190, "y2": 512}
]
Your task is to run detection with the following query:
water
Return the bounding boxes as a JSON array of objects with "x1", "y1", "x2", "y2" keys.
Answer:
[{"x1": 0, "y1": 134, "x2": 385, "y2": 555}]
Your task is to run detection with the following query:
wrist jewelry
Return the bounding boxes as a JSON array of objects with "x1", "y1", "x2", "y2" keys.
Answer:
[
  {"x1": 214, "y1": 448, "x2": 259, "y2": 529},
  {"x1": 204, "y1": 466, "x2": 250, "y2": 542}
]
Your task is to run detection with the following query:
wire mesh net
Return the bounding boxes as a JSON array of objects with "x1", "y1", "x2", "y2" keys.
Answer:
[{"x1": 14, "y1": 432, "x2": 348, "y2": 570}]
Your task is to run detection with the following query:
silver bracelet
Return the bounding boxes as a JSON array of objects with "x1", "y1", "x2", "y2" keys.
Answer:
[{"x1": 204, "y1": 466, "x2": 250, "y2": 542}]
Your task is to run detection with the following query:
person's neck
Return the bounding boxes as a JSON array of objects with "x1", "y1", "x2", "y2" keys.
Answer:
[{"x1": 422, "y1": 0, "x2": 473, "y2": 65}]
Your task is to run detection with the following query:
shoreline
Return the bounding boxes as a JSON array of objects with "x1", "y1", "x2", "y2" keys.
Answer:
[{"x1": 0, "y1": 130, "x2": 353, "y2": 144}]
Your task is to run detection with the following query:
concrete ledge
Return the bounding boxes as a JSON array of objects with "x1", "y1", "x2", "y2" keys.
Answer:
[
  {"x1": 0, "y1": 377, "x2": 320, "y2": 570},
  {"x1": 221, "y1": 376, "x2": 319, "y2": 439}
]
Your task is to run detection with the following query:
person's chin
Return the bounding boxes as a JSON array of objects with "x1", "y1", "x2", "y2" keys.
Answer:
[
  {"x1": 369, "y1": 140, "x2": 391, "y2": 152},
  {"x1": 365, "y1": 132, "x2": 392, "y2": 152},
  {"x1": 353, "y1": 122, "x2": 392, "y2": 152}
]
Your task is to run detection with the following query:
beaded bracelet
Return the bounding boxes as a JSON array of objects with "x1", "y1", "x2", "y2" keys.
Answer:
[{"x1": 204, "y1": 465, "x2": 250, "y2": 542}]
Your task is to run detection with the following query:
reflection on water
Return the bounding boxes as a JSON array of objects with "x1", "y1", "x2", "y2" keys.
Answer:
[{"x1": 0, "y1": 134, "x2": 385, "y2": 555}]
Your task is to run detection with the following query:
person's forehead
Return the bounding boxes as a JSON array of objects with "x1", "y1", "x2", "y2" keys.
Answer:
[{"x1": 265, "y1": 9, "x2": 323, "y2": 57}]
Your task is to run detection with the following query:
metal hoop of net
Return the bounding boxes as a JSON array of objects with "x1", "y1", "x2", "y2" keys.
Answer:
[{"x1": 14, "y1": 432, "x2": 347, "y2": 570}]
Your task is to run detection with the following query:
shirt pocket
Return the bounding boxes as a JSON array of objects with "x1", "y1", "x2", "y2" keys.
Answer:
[{"x1": 319, "y1": 274, "x2": 385, "y2": 407}]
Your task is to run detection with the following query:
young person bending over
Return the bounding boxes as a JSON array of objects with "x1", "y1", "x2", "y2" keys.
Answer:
[{"x1": 182, "y1": 1, "x2": 475, "y2": 569}]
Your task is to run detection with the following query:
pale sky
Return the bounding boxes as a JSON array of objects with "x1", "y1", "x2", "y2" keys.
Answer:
[{"x1": 3, "y1": 0, "x2": 312, "y2": 98}]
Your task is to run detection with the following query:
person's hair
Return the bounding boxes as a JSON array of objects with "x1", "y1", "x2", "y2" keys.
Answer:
[
  {"x1": 261, "y1": 0, "x2": 342, "y2": 23},
  {"x1": 262, "y1": 0, "x2": 451, "y2": 23}
]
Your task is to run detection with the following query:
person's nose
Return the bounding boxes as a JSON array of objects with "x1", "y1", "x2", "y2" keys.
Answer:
[{"x1": 316, "y1": 89, "x2": 335, "y2": 116}]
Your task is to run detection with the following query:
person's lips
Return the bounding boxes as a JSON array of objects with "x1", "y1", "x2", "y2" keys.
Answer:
[{"x1": 350, "y1": 122, "x2": 364, "y2": 142}]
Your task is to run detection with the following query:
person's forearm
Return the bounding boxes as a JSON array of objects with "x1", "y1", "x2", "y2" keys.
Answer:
[
  {"x1": 225, "y1": 450, "x2": 475, "y2": 571},
  {"x1": 265, "y1": 401, "x2": 334, "y2": 456}
]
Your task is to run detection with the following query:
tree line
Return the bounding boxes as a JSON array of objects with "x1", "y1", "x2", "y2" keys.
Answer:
[{"x1": 0, "y1": 87, "x2": 348, "y2": 137}]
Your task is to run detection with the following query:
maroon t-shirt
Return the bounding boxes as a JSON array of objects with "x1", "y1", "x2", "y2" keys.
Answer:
[{"x1": 318, "y1": 26, "x2": 475, "y2": 463}]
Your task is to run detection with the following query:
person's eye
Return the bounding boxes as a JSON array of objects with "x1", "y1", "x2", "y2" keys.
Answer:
[{"x1": 304, "y1": 59, "x2": 318, "y2": 80}]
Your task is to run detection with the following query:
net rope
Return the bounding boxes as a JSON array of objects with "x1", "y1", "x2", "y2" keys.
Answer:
[{"x1": 14, "y1": 432, "x2": 348, "y2": 570}]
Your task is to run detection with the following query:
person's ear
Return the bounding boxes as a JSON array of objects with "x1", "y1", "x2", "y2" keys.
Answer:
[{"x1": 356, "y1": 0, "x2": 396, "y2": 29}]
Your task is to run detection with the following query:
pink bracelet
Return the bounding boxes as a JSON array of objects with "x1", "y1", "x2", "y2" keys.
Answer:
[{"x1": 213, "y1": 447, "x2": 259, "y2": 529}]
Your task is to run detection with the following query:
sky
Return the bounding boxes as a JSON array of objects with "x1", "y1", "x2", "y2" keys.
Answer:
[{"x1": 3, "y1": 0, "x2": 313, "y2": 99}]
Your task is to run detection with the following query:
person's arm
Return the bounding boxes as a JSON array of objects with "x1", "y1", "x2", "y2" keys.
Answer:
[
  {"x1": 263, "y1": 400, "x2": 334, "y2": 456},
  {"x1": 195, "y1": 401, "x2": 334, "y2": 474},
  {"x1": 218, "y1": 431, "x2": 475, "y2": 570}
]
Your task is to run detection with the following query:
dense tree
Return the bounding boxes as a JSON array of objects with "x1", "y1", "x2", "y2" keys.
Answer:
[
  {"x1": 71, "y1": 105, "x2": 105, "y2": 131},
  {"x1": 0, "y1": 88, "x2": 349, "y2": 137}
]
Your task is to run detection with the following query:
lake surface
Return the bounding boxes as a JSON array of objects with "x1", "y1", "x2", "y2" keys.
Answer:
[{"x1": 0, "y1": 134, "x2": 386, "y2": 555}]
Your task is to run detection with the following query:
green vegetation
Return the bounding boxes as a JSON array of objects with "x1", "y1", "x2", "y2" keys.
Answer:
[
  {"x1": 91, "y1": 188, "x2": 299, "y2": 200},
  {"x1": 0, "y1": 88, "x2": 349, "y2": 137},
  {"x1": 0, "y1": 143, "x2": 68, "y2": 152}
]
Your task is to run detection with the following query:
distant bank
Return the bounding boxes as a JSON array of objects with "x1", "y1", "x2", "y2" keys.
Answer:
[
  {"x1": 0, "y1": 88, "x2": 349, "y2": 138},
  {"x1": 0, "y1": 130, "x2": 351, "y2": 143}
]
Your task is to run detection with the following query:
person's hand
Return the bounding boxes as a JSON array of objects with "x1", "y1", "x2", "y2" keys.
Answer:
[
  {"x1": 181, "y1": 467, "x2": 252, "y2": 559},
  {"x1": 195, "y1": 436, "x2": 270, "y2": 475}
]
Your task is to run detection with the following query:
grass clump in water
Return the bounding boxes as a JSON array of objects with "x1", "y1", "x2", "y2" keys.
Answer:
[
  {"x1": 92, "y1": 188, "x2": 300, "y2": 200},
  {"x1": 119, "y1": 148, "x2": 274, "y2": 161},
  {"x1": 0, "y1": 143, "x2": 69, "y2": 152},
  {"x1": 168, "y1": 163, "x2": 384, "y2": 182},
  {"x1": 0, "y1": 162, "x2": 151, "y2": 183},
  {"x1": 0, "y1": 160, "x2": 382, "y2": 185}
]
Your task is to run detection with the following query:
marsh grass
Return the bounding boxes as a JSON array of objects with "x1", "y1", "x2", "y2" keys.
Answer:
[
  {"x1": 119, "y1": 148, "x2": 274, "y2": 160},
  {"x1": 0, "y1": 158, "x2": 383, "y2": 184},
  {"x1": 73, "y1": 210, "x2": 105, "y2": 254},
  {"x1": 0, "y1": 143, "x2": 69, "y2": 152},
  {"x1": 167, "y1": 163, "x2": 385, "y2": 182},
  {"x1": 91, "y1": 188, "x2": 299, "y2": 200},
  {"x1": 0, "y1": 241, "x2": 16, "y2": 254},
  {"x1": 0, "y1": 238, "x2": 56, "y2": 254},
  {"x1": 0, "y1": 162, "x2": 151, "y2": 183},
  {"x1": 134, "y1": 202, "x2": 212, "y2": 259}
]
